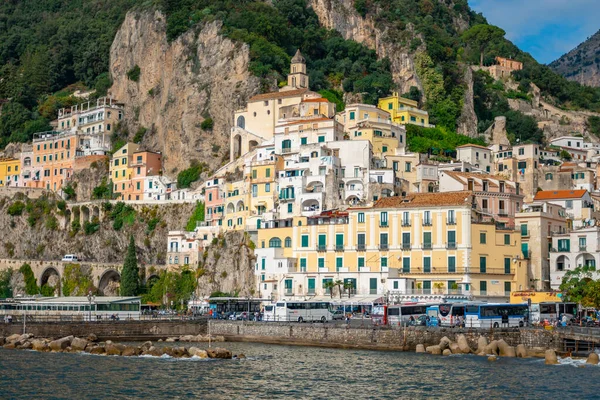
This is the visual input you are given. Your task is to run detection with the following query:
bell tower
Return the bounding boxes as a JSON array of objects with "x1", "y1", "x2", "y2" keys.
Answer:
[{"x1": 287, "y1": 49, "x2": 309, "y2": 89}]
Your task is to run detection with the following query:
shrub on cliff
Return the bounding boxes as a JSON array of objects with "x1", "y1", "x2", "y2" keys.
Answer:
[
  {"x1": 185, "y1": 201, "x2": 205, "y2": 231},
  {"x1": 19, "y1": 263, "x2": 38, "y2": 295},
  {"x1": 62, "y1": 263, "x2": 96, "y2": 296},
  {"x1": 7, "y1": 201, "x2": 25, "y2": 216},
  {"x1": 127, "y1": 65, "x2": 141, "y2": 82},
  {"x1": 177, "y1": 161, "x2": 208, "y2": 189},
  {"x1": 121, "y1": 235, "x2": 140, "y2": 296},
  {"x1": 0, "y1": 268, "x2": 13, "y2": 298}
]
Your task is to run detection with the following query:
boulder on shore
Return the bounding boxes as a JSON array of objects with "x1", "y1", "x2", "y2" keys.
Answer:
[
  {"x1": 449, "y1": 342, "x2": 461, "y2": 354},
  {"x1": 488, "y1": 355, "x2": 498, "y2": 362},
  {"x1": 497, "y1": 340, "x2": 511, "y2": 357},
  {"x1": 545, "y1": 349, "x2": 559, "y2": 365},
  {"x1": 86, "y1": 333, "x2": 98, "y2": 342},
  {"x1": 31, "y1": 339, "x2": 49, "y2": 352},
  {"x1": 121, "y1": 346, "x2": 141, "y2": 357},
  {"x1": 439, "y1": 336, "x2": 451, "y2": 350},
  {"x1": 516, "y1": 344, "x2": 528, "y2": 358},
  {"x1": 442, "y1": 349, "x2": 452, "y2": 356},
  {"x1": 586, "y1": 352, "x2": 599, "y2": 365},
  {"x1": 89, "y1": 346, "x2": 106, "y2": 355},
  {"x1": 415, "y1": 344, "x2": 425, "y2": 353},
  {"x1": 0, "y1": 337, "x2": 5, "y2": 346},
  {"x1": 6, "y1": 334, "x2": 21, "y2": 344},
  {"x1": 526, "y1": 347, "x2": 546, "y2": 358},
  {"x1": 207, "y1": 347, "x2": 232, "y2": 359},
  {"x1": 165, "y1": 337, "x2": 177, "y2": 343},
  {"x1": 426, "y1": 345, "x2": 442, "y2": 355},
  {"x1": 456, "y1": 334, "x2": 472, "y2": 354},
  {"x1": 105, "y1": 342, "x2": 126, "y2": 356},
  {"x1": 71, "y1": 337, "x2": 88, "y2": 352},
  {"x1": 189, "y1": 347, "x2": 209, "y2": 358},
  {"x1": 476, "y1": 336, "x2": 488, "y2": 354},
  {"x1": 179, "y1": 335, "x2": 195, "y2": 342},
  {"x1": 3, "y1": 342, "x2": 16, "y2": 349},
  {"x1": 49, "y1": 336, "x2": 73, "y2": 352}
]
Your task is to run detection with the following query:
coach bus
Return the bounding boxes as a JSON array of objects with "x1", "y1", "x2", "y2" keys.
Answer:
[
  {"x1": 263, "y1": 300, "x2": 332, "y2": 322},
  {"x1": 372, "y1": 303, "x2": 432, "y2": 325},
  {"x1": 465, "y1": 303, "x2": 528, "y2": 328}
]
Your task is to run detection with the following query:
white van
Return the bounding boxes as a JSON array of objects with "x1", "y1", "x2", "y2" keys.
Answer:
[{"x1": 62, "y1": 254, "x2": 79, "y2": 262}]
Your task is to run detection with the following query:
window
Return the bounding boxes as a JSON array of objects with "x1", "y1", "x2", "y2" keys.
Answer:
[
  {"x1": 447, "y1": 231, "x2": 456, "y2": 249},
  {"x1": 520, "y1": 224, "x2": 528, "y2": 236},
  {"x1": 318, "y1": 234, "x2": 327, "y2": 250},
  {"x1": 504, "y1": 234, "x2": 510, "y2": 245},
  {"x1": 381, "y1": 257, "x2": 388, "y2": 268},
  {"x1": 565, "y1": 200, "x2": 573, "y2": 209},
  {"x1": 301, "y1": 235, "x2": 309, "y2": 247},
  {"x1": 388, "y1": 103, "x2": 393, "y2": 110},
  {"x1": 307, "y1": 277, "x2": 315, "y2": 294},
  {"x1": 269, "y1": 237, "x2": 282, "y2": 248},
  {"x1": 265, "y1": 183, "x2": 270, "y2": 192},
  {"x1": 423, "y1": 232, "x2": 432, "y2": 249},
  {"x1": 379, "y1": 233, "x2": 388, "y2": 250},
  {"x1": 480, "y1": 281, "x2": 487, "y2": 295},
  {"x1": 358, "y1": 212, "x2": 365, "y2": 223},
  {"x1": 402, "y1": 257, "x2": 410, "y2": 273},
  {"x1": 318, "y1": 136, "x2": 325, "y2": 143},
  {"x1": 393, "y1": 281, "x2": 399, "y2": 290},
  {"x1": 136, "y1": 182, "x2": 140, "y2": 190},
  {"x1": 504, "y1": 281, "x2": 511, "y2": 295},
  {"x1": 382, "y1": 145, "x2": 388, "y2": 153},
  {"x1": 402, "y1": 232, "x2": 410, "y2": 249},
  {"x1": 504, "y1": 258, "x2": 511, "y2": 274},
  {"x1": 579, "y1": 237, "x2": 586, "y2": 251},
  {"x1": 335, "y1": 234, "x2": 344, "y2": 251},
  {"x1": 447, "y1": 210, "x2": 455, "y2": 224},
  {"x1": 557, "y1": 239, "x2": 570, "y2": 252},
  {"x1": 287, "y1": 203, "x2": 293, "y2": 213},
  {"x1": 518, "y1": 148, "x2": 524, "y2": 155},
  {"x1": 300, "y1": 137, "x2": 307, "y2": 145},
  {"x1": 402, "y1": 212, "x2": 410, "y2": 226},
  {"x1": 545, "y1": 173, "x2": 553, "y2": 180},
  {"x1": 480, "y1": 232, "x2": 486, "y2": 244},
  {"x1": 369, "y1": 278, "x2": 377, "y2": 294},
  {"x1": 423, "y1": 257, "x2": 431, "y2": 273},
  {"x1": 318, "y1": 258, "x2": 325, "y2": 269},
  {"x1": 261, "y1": 259, "x2": 266, "y2": 270},
  {"x1": 349, "y1": 111, "x2": 355, "y2": 120},
  {"x1": 252, "y1": 184, "x2": 258, "y2": 197},
  {"x1": 358, "y1": 257, "x2": 365, "y2": 269},
  {"x1": 448, "y1": 256, "x2": 456, "y2": 273},
  {"x1": 380, "y1": 211, "x2": 388, "y2": 227},
  {"x1": 252, "y1": 169, "x2": 257, "y2": 179},
  {"x1": 480, "y1": 256, "x2": 487, "y2": 273},
  {"x1": 405, "y1": 162, "x2": 411, "y2": 172},
  {"x1": 265, "y1": 168, "x2": 271, "y2": 178},
  {"x1": 336, "y1": 257, "x2": 343, "y2": 271},
  {"x1": 423, "y1": 211, "x2": 431, "y2": 225},
  {"x1": 284, "y1": 237, "x2": 292, "y2": 248}
]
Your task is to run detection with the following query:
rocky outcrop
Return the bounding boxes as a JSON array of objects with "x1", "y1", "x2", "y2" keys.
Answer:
[
  {"x1": 456, "y1": 67, "x2": 478, "y2": 137},
  {"x1": 309, "y1": 0, "x2": 423, "y2": 95},
  {"x1": 109, "y1": 10, "x2": 261, "y2": 174}
]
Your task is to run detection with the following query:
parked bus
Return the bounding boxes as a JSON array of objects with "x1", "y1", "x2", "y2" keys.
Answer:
[
  {"x1": 424, "y1": 303, "x2": 467, "y2": 327},
  {"x1": 465, "y1": 303, "x2": 528, "y2": 328},
  {"x1": 530, "y1": 302, "x2": 577, "y2": 324},
  {"x1": 372, "y1": 304, "x2": 431, "y2": 325},
  {"x1": 207, "y1": 297, "x2": 267, "y2": 319},
  {"x1": 263, "y1": 301, "x2": 332, "y2": 322}
]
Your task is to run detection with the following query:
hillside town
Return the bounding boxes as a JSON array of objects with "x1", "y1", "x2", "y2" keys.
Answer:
[{"x1": 1, "y1": 52, "x2": 599, "y2": 305}]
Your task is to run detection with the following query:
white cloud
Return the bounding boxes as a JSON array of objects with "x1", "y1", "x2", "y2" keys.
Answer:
[{"x1": 469, "y1": 0, "x2": 600, "y2": 63}]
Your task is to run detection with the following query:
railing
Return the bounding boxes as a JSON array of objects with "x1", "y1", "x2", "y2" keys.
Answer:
[
  {"x1": 472, "y1": 268, "x2": 514, "y2": 275},
  {"x1": 379, "y1": 221, "x2": 389, "y2": 227},
  {"x1": 317, "y1": 245, "x2": 327, "y2": 252},
  {"x1": 580, "y1": 246, "x2": 587, "y2": 252},
  {"x1": 522, "y1": 251, "x2": 531, "y2": 259},
  {"x1": 335, "y1": 245, "x2": 345, "y2": 252},
  {"x1": 401, "y1": 243, "x2": 411, "y2": 250},
  {"x1": 356, "y1": 244, "x2": 366, "y2": 251},
  {"x1": 401, "y1": 221, "x2": 411, "y2": 227},
  {"x1": 422, "y1": 243, "x2": 432, "y2": 250},
  {"x1": 446, "y1": 242, "x2": 456, "y2": 250},
  {"x1": 447, "y1": 220, "x2": 456, "y2": 225},
  {"x1": 379, "y1": 244, "x2": 389, "y2": 251},
  {"x1": 422, "y1": 220, "x2": 432, "y2": 226}
]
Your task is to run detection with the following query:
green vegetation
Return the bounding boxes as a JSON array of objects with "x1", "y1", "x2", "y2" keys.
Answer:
[
  {"x1": 7, "y1": 201, "x2": 25, "y2": 216},
  {"x1": 200, "y1": 118, "x2": 214, "y2": 131},
  {"x1": 109, "y1": 202, "x2": 136, "y2": 231},
  {"x1": 84, "y1": 219, "x2": 100, "y2": 235},
  {"x1": 92, "y1": 178, "x2": 113, "y2": 200},
  {"x1": 406, "y1": 125, "x2": 485, "y2": 155},
  {"x1": 588, "y1": 116, "x2": 600, "y2": 137},
  {"x1": 560, "y1": 266, "x2": 600, "y2": 308},
  {"x1": 121, "y1": 235, "x2": 140, "y2": 296},
  {"x1": 19, "y1": 263, "x2": 38, "y2": 295},
  {"x1": 133, "y1": 126, "x2": 147, "y2": 143},
  {"x1": 177, "y1": 161, "x2": 208, "y2": 189},
  {"x1": 142, "y1": 268, "x2": 196, "y2": 308},
  {"x1": 461, "y1": 25, "x2": 506, "y2": 66},
  {"x1": 318, "y1": 89, "x2": 345, "y2": 111},
  {"x1": 0, "y1": 268, "x2": 13, "y2": 298},
  {"x1": 186, "y1": 202, "x2": 205, "y2": 231},
  {"x1": 62, "y1": 184, "x2": 77, "y2": 201},
  {"x1": 62, "y1": 263, "x2": 96, "y2": 296},
  {"x1": 127, "y1": 65, "x2": 141, "y2": 82}
]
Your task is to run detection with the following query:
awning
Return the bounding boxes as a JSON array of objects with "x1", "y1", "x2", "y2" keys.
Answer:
[{"x1": 303, "y1": 295, "x2": 384, "y2": 304}]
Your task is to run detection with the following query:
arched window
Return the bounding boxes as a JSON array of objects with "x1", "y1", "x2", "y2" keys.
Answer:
[
  {"x1": 269, "y1": 237, "x2": 282, "y2": 248},
  {"x1": 236, "y1": 116, "x2": 245, "y2": 129},
  {"x1": 282, "y1": 139, "x2": 292, "y2": 152},
  {"x1": 284, "y1": 237, "x2": 292, "y2": 248},
  {"x1": 428, "y1": 182, "x2": 435, "y2": 193},
  {"x1": 545, "y1": 173, "x2": 553, "y2": 180}
]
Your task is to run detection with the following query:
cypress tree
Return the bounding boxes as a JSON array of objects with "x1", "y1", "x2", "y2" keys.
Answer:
[{"x1": 120, "y1": 235, "x2": 139, "y2": 296}]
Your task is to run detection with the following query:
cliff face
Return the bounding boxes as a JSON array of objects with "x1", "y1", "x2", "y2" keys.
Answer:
[
  {"x1": 109, "y1": 10, "x2": 261, "y2": 174},
  {"x1": 550, "y1": 29, "x2": 600, "y2": 87}
]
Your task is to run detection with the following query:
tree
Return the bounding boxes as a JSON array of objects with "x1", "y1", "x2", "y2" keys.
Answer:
[
  {"x1": 560, "y1": 149, "x2": 572, "y2": 161},
  {"x1": 120, "y1": 235, "x2": 140, "y2": 296},
  {"x1": 462, "y1": 24, "x2": 506, "y2": 66},
  {"x1": 19, "y1": 263, "x2": 38, "y2": 295},
  {"x1": 343, "y1": 280, "x2": 354, "y2": 298},
  {"x1": 324, "y1": 281, "x2": 335, "y2": 298},
  {"x1": 334, "y1": 279, "x2": 344, "y2": 299},
  {"x1": 559, "y1": 266, "x2": 600, "y2": 308}
]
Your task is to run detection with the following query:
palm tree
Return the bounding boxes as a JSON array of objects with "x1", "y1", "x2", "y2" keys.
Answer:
[
  {"x1": 324, "y1": 281, "x2": 335, "y2": 298},
  {"x1": 343, "y1": 281, "x2": 354, "y2": 298},
  {"x1": 334, "y1": 280, "x2": 344, "y2": 299}
]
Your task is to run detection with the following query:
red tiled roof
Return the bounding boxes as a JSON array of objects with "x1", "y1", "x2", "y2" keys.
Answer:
[
  {"x1": 302, "y1": 98, "x2": 329, "y2": 103},
  {"x1": 279, "y1": 117, "x2": 333, "y2": 127},
  {"x1": 249, "y1": 88, "x2": 309, "y2": 102},
  {"x1": 456, "y1": 144, "x2": 490, "y2": 150},
  {"x1": 374, "y1": 191, "x2": 473, "y2": 209},
  {"x1": 534, "y1": 190, "x2": 587, "y2": 200}
]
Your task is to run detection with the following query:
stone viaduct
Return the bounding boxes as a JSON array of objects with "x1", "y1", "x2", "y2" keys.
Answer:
[{"x1": 0, "y1": 258, "x2": 164, "y2": 296}]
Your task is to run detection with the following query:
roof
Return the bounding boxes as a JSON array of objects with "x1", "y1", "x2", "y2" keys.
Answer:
[
  {"x1": 249, "y1": 88, "x2": 308, "y2": 102},
  {"x1": 302, "y1": 98, "x2": 329, "y2": 103},
  {"x1": 291, "y1": 49, "x2": 305, "y2": 64},
  {"x1": 456, "y1": 144, "x2": 490, "y2": 150},
  {"x1": 278, "y1": 117, "x2": 332, "y2": 127},
  {"x1": 374, "y1": 191, "x2": 473, "y2": 209},
  {"x1": 534, "y1": 190, "x2": 587, "y2": 200},
  {"x1": 442, "y1": 170, "x2": 512, "y2": 184}
]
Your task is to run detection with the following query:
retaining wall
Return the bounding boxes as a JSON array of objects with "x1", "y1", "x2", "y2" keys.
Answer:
[
  {"x1": 210, "y1": 321, "x2": 560, "y2": 351},
  {"x1": 0, "y1": 320, "x2": 207, "y2": 340}
]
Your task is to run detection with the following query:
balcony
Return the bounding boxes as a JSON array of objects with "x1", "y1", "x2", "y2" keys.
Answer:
[
  {"x1": 447, "y1": 220, "x2": 456, "y2": 226},
  {"x1": 446, "y1": 242, "x2": 456, "y2": 250},
  {"x1": 285, "y1": 290, "x2": 293, "y2": 296},
  {"x1": 317, "y1": 245, "x2": 327, "y2": 252},
  {"x1": 379, "y1": 243, "x2": 389, "y2": 251},
  {"x1": 335, "y1": 245, "x2": 345, "y2": 252},
  {"x1": 580, "y1": 246, "x2": 587, "y2": 252},
  {"x1": 522, "y1": 250, "x2": 531, "y2": 259},
  {"x1": 401, "y1": 243, "x2": 411, "y2": 250},
  {"x1": 356, "y1": 244, "x2": 366, "y2": 251},
  {"x1": 401, "y1": 220, "x2": 411, "y2": 227},
  {"x1": 379, "y1": 221, "x2": 389, "y2": 228},
  {"x1": 422, "y1": 220, "x2": 432, "y2": 226},
  {"x1": 422, "y1": 243, "x2": 432, "y2": 250},
  {"x1": 472, "y1": 268, "x2": 514, "y2": 275}
]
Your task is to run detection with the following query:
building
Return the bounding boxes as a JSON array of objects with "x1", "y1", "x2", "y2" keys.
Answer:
[
  {"x1": 549, "y1": 225, "x2": 600, "y2": 289},
  {"x1": 28, "y1": 131, "x2": 78, "y2": 191},
  {"x1": 515, "y1": 202, "x2": 568, "y2": 291},
  {"x1": 456, "y1": 144, "x2": 492, "y2": 173},
  {"x1": 110, "y1": 143, "x2": 139, "y2": 199},
  {"x1": 253, "y1": 192, "x2": 528, "y2": 302},
  {"x1": 166, "y1": 230, "x2": 204, "y2": 267},
  {"x1": 533, "y1": 190, "x2": 595, "y2": 228},
  {"x1": 129, "y1": 150, "x2": 163, "y2": 201},
  {"x1": 488, "y1": 57, "x2": 523, "y2": 80},
  {"x1": 377, "y1": 93, "x2": 431, "y2": 127},
  {"x1": 0, "y1": 158, "x2": 20, "y2": 187}
]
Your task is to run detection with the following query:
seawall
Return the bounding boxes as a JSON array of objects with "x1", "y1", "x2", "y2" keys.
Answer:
[
  {"x1": 209, "y1": 321, "x2": 563, "y2": 351},
  {"x1": 0, "y1": 320, "x2": 207, "y2": 341}
]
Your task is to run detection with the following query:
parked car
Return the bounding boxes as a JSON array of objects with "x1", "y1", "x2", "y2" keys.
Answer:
[
  {"x1": 330, "y1": 310, "x2": 345, "y2": 320},
  {"x1": 62, "y1": 254, "x2": 79, "y2": 262}
]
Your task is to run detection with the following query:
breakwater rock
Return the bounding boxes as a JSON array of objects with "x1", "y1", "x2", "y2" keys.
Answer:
[{"x1": 1, "y1": 333, "x2": 234, "y2": 359}]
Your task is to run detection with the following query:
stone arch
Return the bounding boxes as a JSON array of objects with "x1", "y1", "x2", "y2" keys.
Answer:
[
  {"x1": 81, "y1": 206, "x2": 90, "y2": 224},
  {"x1": 92, "y1": 206, "x2": 100, "y2": 222},
  {"x1": 575, "y1": 253, "x2": 596, "y2": 268},
  {"x1": 346, "y1": 195, "x2": 361, "y2": 205},
  {"x1": 233, "y1": 133, "x2": 242, "y2": 160},
  {"x1": 236, "y1": 115, "x2": 245, "y2": 129},
  {"x1": 556, "y1": 255, "x2": 569, "y2": 272},
  {"x1": 98, "y1": 269, "x2": 121, "y2": 296},
  {"x1": 226, "y1": 202, "x2": 235, "y2": 214},
  {"x1": 249, "y1": 140, "x2": 259, "y2": 152},
  {"x1": 64, "y1": 208, "x2": 72, "y2": 229},
  {"x1": 39, "y1": 267, "x2": 61, "y2": 296},
  {"x1": 236, "y1": 200, "x2": 245, "y2": 212}
]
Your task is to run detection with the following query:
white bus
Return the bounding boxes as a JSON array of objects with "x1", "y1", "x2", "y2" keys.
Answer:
[
  {"x1": 263, "y1": 301, "x2": 332, "y2": 322},
  {"x1": 530, "y1": 302, "x2": 577, "y2": 324},
  {"x1": 465, "y1": 303, "x2": 528, "y2": 328},
  {"x1": 437, "y1": 303, "x2": 468, "y2": 327},
  {"x1": 373, "y1": 304, "x2": 431, "y2": 325}
]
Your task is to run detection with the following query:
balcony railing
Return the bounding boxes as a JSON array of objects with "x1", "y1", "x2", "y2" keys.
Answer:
[
  {"x1": 402, "y1": 243, "x2": 411, "y2": 250},
  {"x1": 379, "y1": 221, "x2": 389, "y2": 228},
  {"x1": 335, "y1": 245, "x2": 344, "y2": 252},
  {"x1": 447, "y1": 220, "x2": 456, "y2": 225},
  {"x1": 446, "y1": 242, "x2": 456, "y2": 250},
  {"x1": 422, "y1": 220, "x2": 432, "y2": 226},
  {"x1": 379, "y1": 243, "x2": 389, "y2": 251},
  {"x1": 522, "y1": 251, "x2": 531, "y2": 259},
  {"x1": 356, "y1": 244, "x2": 366, "y2": 251},
  {"x1": 580, "y1": 246, "x2": 587, "y2": 252},
  {"x1": 422, "y1": 243, "x2": 432, "y2": 250},
  {"x1": 317, "y1": 245, "x2": 327, "y2": 252},
  {"x1": 472, "y1": 268, "x2": 514, "y2": 275},
  {"x1": 401, "y1": 221, "x2": 411, "y2": 227}
]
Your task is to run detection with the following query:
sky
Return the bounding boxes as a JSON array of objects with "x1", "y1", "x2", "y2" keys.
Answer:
[{"x1": 468, "y1": 0, "x2": 600, "y2": 64}]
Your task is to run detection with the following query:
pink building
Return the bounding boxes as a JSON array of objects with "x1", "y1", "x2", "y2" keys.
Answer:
[{"x1": 204, "y1": 178, "x2": 225, "y2": 226}]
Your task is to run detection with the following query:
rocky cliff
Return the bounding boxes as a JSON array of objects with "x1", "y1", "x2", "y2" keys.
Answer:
[
  {"x1": 108, "y1": 10, "x2": 261, "y2": 174},
  {"x1": 550, "y1": 29, "x2": 600, "y2": 87}
]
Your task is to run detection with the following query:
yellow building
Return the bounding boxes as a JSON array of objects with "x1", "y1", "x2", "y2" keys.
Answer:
[
  {"x1": 377, "y1": 93, "x2": 431, "y2": 127},
  {"x1": 254, "y1": 191, "x2": 528, "y2": 301},
  {"x1": 224, "y1": 180, "x2": 250, "y2": 231},
  {"x1": 247, "y1": 155, "x2": 283, "y2": 230},
  {"x1": 109, "y1": 143, "x2": 139, "y2": 197},
  {"x1": 0, "y1": 158, "x2": 20, "y2": 187},
  {"x1": 336, "y1": 104, "x2": 405, "y2": 157}
]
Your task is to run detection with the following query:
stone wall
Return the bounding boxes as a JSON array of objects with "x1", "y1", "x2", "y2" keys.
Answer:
[
  {"x1": 210, "y1": 321, "x2": 562, "y2": 351},
  {"x1": 0, "y1": 320, "x2": 207, "y2": 340}
]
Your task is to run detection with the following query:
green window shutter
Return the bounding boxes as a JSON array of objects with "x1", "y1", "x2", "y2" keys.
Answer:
[
  {"x1": 318, "y1": 258, "x2": 325, "y2": 268},
  {"x1": 336, "y1": 257, "x2": 343, "y2": 270},
  {"x1": 424, "y1": 257, "x2": 431, "y2": 273},
  {"x1": 358, "y1": 257, "x2": 365, "y2": 268},
  {"x1": 504, "y1": 234, "x2": 510, "y2": 245},
  {"x1": 301, "y1": 235, "x2": 309, "y2": 247},
  {"x1": 480, "y1": 257, "x2": 487, "y2": 273},
  {"x1": 308, "y1": 278, "x2": 315, "y2": 292},
  {"x1": 402, "y1": 258, "x2": 410, "y2": 273},
  {"x1": 336, "y1": 234, "x2": 344, "y2": 246},
  {"x1": 448, "y1": 256, "x2": 456, "y2": 273},
  {"x1": 480, "y1": 281, "x2": 487, "y2": 293},
  {"x1": 381, "y1": 257, "x2": 387, "y2": 268},
  {"x1": 504, "y1": 281, "x2": 511, "y2": 294},
  {"x1": 520, "y1": 224, "x2": 528, "y2": 236},
  {"x1": 300, "y1": 258, "x2": 307, "y2": 268},
  {"x1": 447, "y1": 231, "x2": 456, "y2": 244},
  {"x1": 504, "y1": 258, "x2": 511, "y2": 274},
  {"x1": 318, "y1": 234, "x2": 326, "y2": 246},
  {"x1": 261, "y1": 259, "x2": 265, "y2": 270},
  {"x1": 423, "y1": 232, "x2": 431, "y2": 245}
]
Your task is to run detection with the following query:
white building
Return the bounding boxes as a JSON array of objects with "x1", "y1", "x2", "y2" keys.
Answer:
[
  {"x1": 533, "y1": 189, "x2": 594, "y2": 228},
  {"x1": 456, "y1": 144, "x2": 492, "y2": 173},
  {"x1": 549, "y1": 225, "x2": 600, "y2": 289}
]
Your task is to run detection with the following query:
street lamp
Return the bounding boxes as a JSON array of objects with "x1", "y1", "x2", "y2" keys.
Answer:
[{"x1": 87, "y1": 290, "x2": 95, "y2": 322}]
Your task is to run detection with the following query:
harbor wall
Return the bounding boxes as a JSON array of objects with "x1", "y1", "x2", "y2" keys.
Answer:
[
  {"x1": 0, "y1": 320, "x2": 207, "y2": 340},
  {"x1": 209, "y1": 321, "x2": 561, "y2": 351}
]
